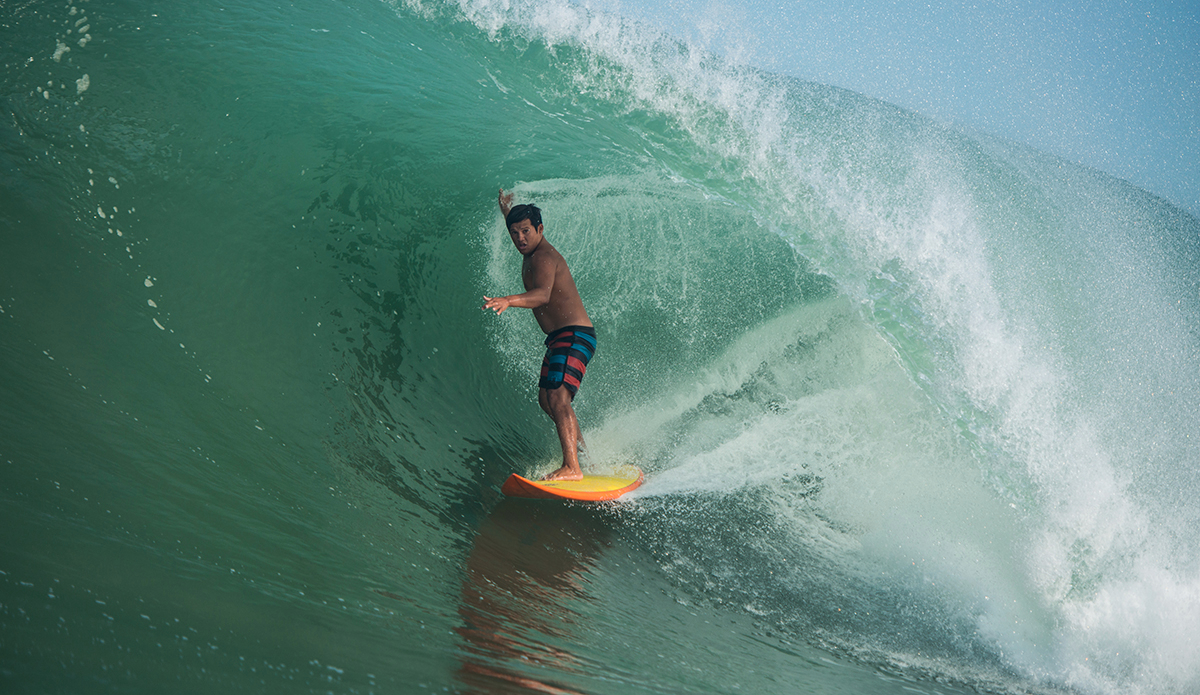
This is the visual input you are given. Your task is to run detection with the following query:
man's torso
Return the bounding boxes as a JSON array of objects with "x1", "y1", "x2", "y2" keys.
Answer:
[{"x1": 522, "y1": 241, "x2": 592, "y2": 334}]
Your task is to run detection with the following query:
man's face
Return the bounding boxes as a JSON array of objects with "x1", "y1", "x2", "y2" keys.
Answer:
[{"x1": 508, "y1": 219, "x2": 543, "y2": 255}]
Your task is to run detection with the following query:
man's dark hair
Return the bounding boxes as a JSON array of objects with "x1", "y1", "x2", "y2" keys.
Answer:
[{"x1": 506, "y1": 203, "x2": 542, "y2": 229}]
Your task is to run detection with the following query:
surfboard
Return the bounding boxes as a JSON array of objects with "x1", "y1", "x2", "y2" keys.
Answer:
[{"x1": 501, "y1": 467, "x2": 643, "y2": 502}]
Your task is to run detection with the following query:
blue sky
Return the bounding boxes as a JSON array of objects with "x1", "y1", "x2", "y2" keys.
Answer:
[{"x1": 617, "y1": 0, "x2": 1200, "y2": 215}]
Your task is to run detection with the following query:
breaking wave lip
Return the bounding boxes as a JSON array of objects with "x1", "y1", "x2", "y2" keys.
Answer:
[{"x1": 447, "y1": 1, "x2": 1200, "y2": 693}]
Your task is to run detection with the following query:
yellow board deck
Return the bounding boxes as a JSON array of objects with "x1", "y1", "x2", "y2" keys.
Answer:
[{"x1": 500, "y1": 467, "x2": 643, "y2": 501}]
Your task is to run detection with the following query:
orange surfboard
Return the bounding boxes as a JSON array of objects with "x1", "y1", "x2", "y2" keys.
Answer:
[{"x1": 501, "y1": 467, "x2": 643, "y2": 502}]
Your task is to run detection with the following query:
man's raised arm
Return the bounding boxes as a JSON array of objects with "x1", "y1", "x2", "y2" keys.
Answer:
[{"x1": 498, "y1": 188, "x2": 514, "y2": 218}]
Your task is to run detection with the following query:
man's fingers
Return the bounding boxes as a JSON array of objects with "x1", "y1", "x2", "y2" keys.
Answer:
[{"x1": 482, "y1": 296, "x2": 506, "y2": 314}]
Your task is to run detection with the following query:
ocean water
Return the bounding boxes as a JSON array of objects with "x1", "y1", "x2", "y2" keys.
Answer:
[{"x1": 3, "y1": 1, "x2": 1200, "y2": 694}]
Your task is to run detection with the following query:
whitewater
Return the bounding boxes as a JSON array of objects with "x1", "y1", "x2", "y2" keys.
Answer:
[{"x1": 2, "y1": 1, "x2": 1198, "y2": 694}]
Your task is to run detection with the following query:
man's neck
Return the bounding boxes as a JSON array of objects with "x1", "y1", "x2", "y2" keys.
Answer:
[{"x1": 522, "y1": 238, "x2": 544, "y2": 257}]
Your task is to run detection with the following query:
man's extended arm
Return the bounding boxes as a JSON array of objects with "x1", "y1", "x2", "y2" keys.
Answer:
[{"x1": 482, "y1": 253, "x2": 554, "y2": 315}]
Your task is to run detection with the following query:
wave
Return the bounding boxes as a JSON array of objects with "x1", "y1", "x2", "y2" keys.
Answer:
[{"x1": 2, "y1": 0, "x2": 1198, "y2": 693}]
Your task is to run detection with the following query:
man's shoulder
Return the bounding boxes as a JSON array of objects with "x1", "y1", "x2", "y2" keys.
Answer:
[{"x1": 530, "y1": 241, "x2": 566, "y2": 264}]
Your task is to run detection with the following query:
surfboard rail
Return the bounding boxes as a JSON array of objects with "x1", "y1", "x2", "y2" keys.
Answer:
[{"x1": 500, "y1": 468, "x2": 643, "y2": 501}]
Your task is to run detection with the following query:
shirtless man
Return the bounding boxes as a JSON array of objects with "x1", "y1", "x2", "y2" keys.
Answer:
[{"x1": 483, "y1": 190, "x2": 595, "y2": 481}]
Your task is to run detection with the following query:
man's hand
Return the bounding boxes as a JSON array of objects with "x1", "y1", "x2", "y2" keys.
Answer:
[
  {"x1": 482, "y1": 295, "x2": 511, "y2": 315},
  {"x1": 498, "y1": 188, "x2": 514, "y2": 218}
]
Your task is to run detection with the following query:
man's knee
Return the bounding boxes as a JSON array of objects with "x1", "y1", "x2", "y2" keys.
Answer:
[{"x1": 543, "y1": 387, "x2": 574, "y2": 416}]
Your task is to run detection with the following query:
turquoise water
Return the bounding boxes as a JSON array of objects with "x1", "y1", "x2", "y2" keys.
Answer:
[{"x1": 3, "y1": 1, "x2": 1200, "y2": 694}]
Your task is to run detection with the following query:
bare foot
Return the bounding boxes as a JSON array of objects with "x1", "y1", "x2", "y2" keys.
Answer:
[{"x1": 541, "y1": 465, "x2": 583, "y2": 481}]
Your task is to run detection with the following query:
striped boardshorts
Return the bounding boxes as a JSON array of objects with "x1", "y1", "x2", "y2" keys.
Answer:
[{"x1": 538, "y1": 325, "x2": 597, "y2": 399}]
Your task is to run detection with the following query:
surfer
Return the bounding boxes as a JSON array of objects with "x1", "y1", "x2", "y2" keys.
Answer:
[{"x1": 483, "y1": 189, "x2": 596, "y2": 482}]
